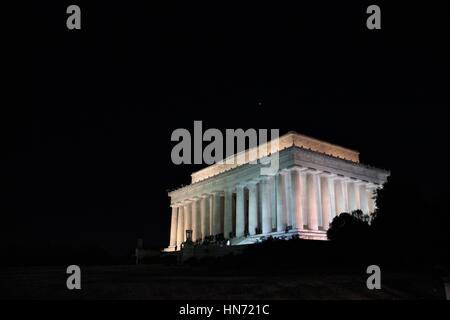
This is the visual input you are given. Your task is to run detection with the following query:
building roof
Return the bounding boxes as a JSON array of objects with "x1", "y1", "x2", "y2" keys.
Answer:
[{"x1": 191, "y1": 131, "x2": 360, "y2": 183}]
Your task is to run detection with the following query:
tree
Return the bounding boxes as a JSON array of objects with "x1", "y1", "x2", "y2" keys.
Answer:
[
  {"x1": 327, "y1": 210, "x2": 371, "y2": 242},
  {"x1": 371, "y1": 174, "x2": 441, "y2": 265}
]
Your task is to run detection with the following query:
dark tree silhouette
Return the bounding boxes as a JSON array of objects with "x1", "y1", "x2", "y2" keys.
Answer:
[
  {"x1": 324, "y1": 174, "x2": 450, "y2": 269},
  {"x1": 371, "y1": 174, "x2": 450, "y2": 266},
  {"x1": 327, "y1": 210, "x2": 371, "y2": 243}
]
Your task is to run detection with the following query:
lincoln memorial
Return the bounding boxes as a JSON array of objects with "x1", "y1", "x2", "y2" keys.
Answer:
[{"x1": 165, "y1": 132, "x2": 389, "y2": 252}]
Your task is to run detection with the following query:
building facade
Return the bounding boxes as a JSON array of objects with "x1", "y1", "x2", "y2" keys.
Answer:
[{"x1": 165, "y1": 132, "x2": 389, "y2": 251}]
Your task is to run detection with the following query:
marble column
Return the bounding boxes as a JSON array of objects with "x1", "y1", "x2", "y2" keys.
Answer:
[
  {"x1": 219, "y1": 193, "x2": 224, "y2": 234},
  {"x1": 276, "y1": 173, "x2": 288, "y2": 232},
  {"x1": 347, "y1": 180, "x2": 357, "y2": 212},
  {"x1": 209, "y1": 195, "x2": 214, "y2": 234},
  {"x1": 257, "y1": 182, "x2": 263, "y2": 233},
  {"x1": 223, "y1": 189, "x2": 233, "y2": 238},
  {"x1": 285, "y1": 170, "x2": 295, "y2": 228},
  {"x1": 248, "y1": 182, "x2": 258, "y2": 235},
  {"x1": 270, "y1": 176, "x2": 277, "y2": 231},
  {"x1": 291, "y1": 168, "x2": 306, "y2": 229},
  {"x1": 191, "y1": 199, "x2": 197, "y2": 241},
  {"x1": 212, "y1": 191, "x2": 222, "y2": 235},
  {"x1": 306, "y1": 171, "x2": 321, "y2": 230},
  {"x1": 354, "y1": 181, "x2": 361, "y2": 211},
  {"x1": 236, "y1": 185, "x2": 245, "y2": 237},
  {"x1": 328, "y1": 176, "x2": 337, "y2": 221},
  {"x1": 299, "y1": 169, "x2": 308, "y2": 228},
  {"x1": 343, "y1": 179, "x2": 349, "y2": 212},
  {"x1": 320, "y1": 174, "x2": 336, "y2": 230},
  {"x1": 177, "y1": 206, "x2": 185, "y2": 247},
  {"x1": 201, "y1": 194, "x2": 210, "y2": 238},
  {"x1": 184, "y1": 201, "x2": 192, "y2": 239},
  {"x1": 169, "y1": 206, "x2": 178, "y2": 248},
  {"x1": 192, "y1": 197, "x2": 202, "y2": 241},
  {"x1": 334, "y1": 177, "x2": 346, "y2": 216},
  {"x1": 261, "y1": 177, "x2": 273, "y2": 234},
  {"x1": 359, "y1": 183, "x2": 369, "y2": 214}
]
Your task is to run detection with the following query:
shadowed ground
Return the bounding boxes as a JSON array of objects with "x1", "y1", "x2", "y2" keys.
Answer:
[{"x1": 0, "y1": 264, "x2": 444, "y2": 300}]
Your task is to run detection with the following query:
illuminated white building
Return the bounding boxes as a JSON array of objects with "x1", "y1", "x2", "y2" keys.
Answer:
[{"x1": 165, "y1": 132, "x2": 389, "y2": 251}]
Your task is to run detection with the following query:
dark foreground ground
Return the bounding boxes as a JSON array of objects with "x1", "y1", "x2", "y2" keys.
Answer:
[{"x1": 0, "y1": 264, "x2": 445, "y2": 299}]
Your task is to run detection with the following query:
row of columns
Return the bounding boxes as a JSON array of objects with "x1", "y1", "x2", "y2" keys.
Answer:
[{"x1": 169, "y1": 168, "x2": 378, "y2": 250}]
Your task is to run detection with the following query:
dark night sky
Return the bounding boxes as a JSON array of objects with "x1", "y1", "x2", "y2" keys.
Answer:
[{"x1": 3, "y1": 1, "x2": 449, "y2": 258}]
